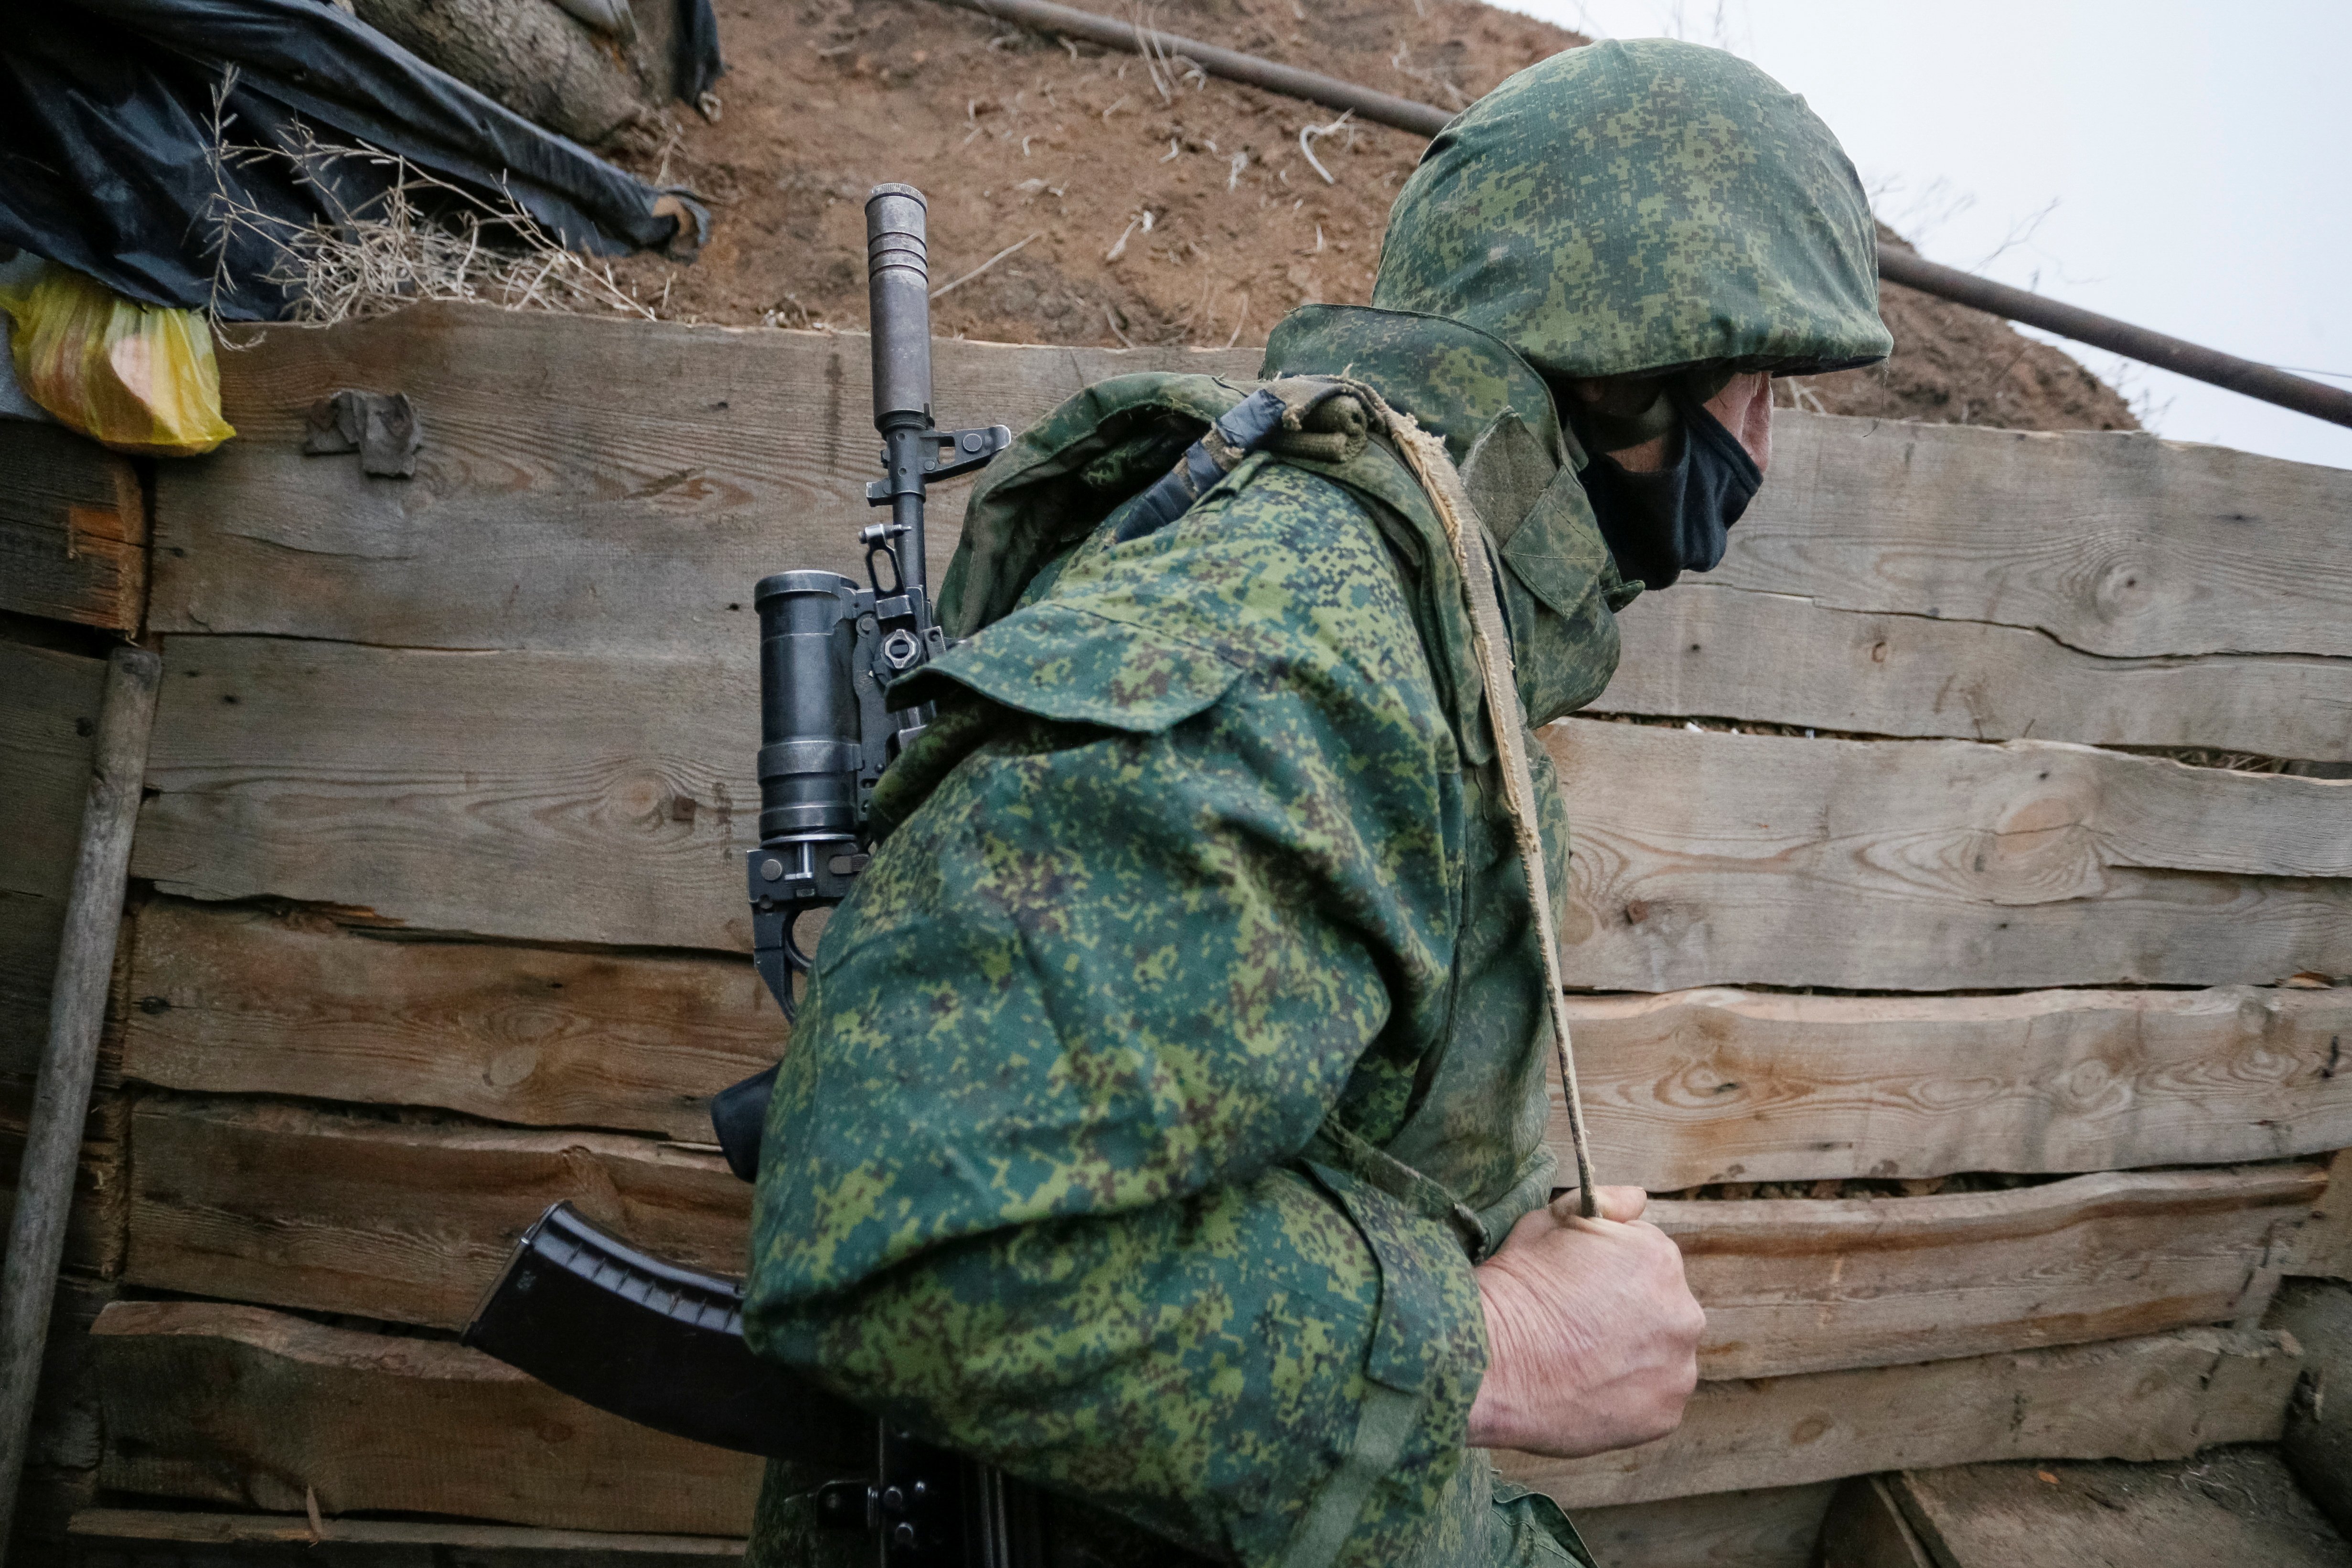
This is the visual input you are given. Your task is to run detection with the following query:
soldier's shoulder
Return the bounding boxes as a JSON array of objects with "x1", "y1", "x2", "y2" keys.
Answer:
[
  {"x1": 902, "y1": 455, "x2": 1443, "y2": 746},
  {"x1": 1049, "y1": 455, "x2": 1420, "y2": 671}
]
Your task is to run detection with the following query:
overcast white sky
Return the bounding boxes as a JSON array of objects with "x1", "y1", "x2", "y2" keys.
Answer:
[{"x1": 1494, "y1": 0, "x2": 2352, "y2": 470}]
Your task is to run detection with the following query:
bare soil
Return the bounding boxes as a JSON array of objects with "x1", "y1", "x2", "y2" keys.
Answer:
[{"x1": 613, "y1": 0, "x2": 2135, "y2": 434}]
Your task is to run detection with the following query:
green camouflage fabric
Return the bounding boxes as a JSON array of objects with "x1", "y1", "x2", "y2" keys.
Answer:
[
  {"x1": 1373, "y1": 38, "x2": 1891, "y2": 381},
  {"x1": 744, "y1": 361, "x2": 1610, "y2": 1566},
  {"x1": 745, "y1": 38, "x2": 1887, "y2": 1568}
]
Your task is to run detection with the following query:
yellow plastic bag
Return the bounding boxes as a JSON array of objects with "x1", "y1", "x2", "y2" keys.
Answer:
[{"x1": 0, "y1": 261, "x2": 235, "y2": 457}]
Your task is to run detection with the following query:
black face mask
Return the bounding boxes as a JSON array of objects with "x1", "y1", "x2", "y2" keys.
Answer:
[{"x1": 1575, "y1": 385, "x2": 1763, "y2": 592}]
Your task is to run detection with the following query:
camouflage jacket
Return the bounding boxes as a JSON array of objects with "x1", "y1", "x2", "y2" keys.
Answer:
[
  {"x1": 743, "y1": 304, "x2": 1624, "y2": 1568},
  {"x1": 744, "y1": 37, "x2": 1888, "y2": 1568}
]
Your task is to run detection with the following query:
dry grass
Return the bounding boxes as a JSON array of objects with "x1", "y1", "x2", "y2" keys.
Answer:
[{"x1": 203, "y1": 67, "x2": 654, "y2": 332}]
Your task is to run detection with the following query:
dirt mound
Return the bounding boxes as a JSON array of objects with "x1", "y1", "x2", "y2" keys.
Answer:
[
  {"x1": 1788, "y1": 229, "x2": 2137, "y2": 432},
  {"x1": 614, "y1": 0, "x2": 2134, "y2": 434}
]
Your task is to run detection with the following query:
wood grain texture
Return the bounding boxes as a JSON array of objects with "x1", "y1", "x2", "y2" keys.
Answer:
[
  {"x1": 1550, "y1": 720, "x2": 2352, "y2": 992},
  {"x1": 110, "y1": 906, "x2": 2352, "y2": 1185},
  {"x1": 1887, "y1": 1451, "x2": 2352, "y2": 1568},
  {"x1": 148, "y1": 307, "x2": 2352, "y2": 670},
  {"x1": 89, "y1": 1300, "x2": 763, "y2": 1536},
  {"x1": 0, "y1": 642, "x2": 107, "y2": 1077},
  {"x1": 122, "y1": 1099, "x2": 2311, "y2": 1390},
  {"x1": 123, "y1": 1099, "x2": 746, "y2": 1330},
  {"x1": 69, "y1": 1509, "x2": 744, "y2": 1564},
  {"x1": 1499, "y1": 1326, "x2": 2302, "y2": 1509},
  {"x1": 151, "y1": 303, "x2": 1254, "y2": 653},
  {"x1": 83, "y1": 1304, "x2": 2305, "y2": 1529},
  {"x1": 132, "y1": 638, "x2": 761, "y2": 951},
  {"x1": 0, "y1": 1078, "x2": 125, "y2": 1280},
  {"x1": 1570, "y1": 1482, "x2": 1838, "y2": 1568},
  {"x1": 19, "y1": 1275, "x2": 115, "y2": 1476},
  {"x1": 133, "y1": 642, "x2": 2352, "y2": 984},
  {"x1": 1718, "y1": 415, "x2": 2352, "y2": 659},
  {"x1": 1601, "y1": 582, "x2": 2352, "y2": 759},
  {"x1": 1558, "y1": 986, "x2": 2352, "y2": 1191},
  {"x1": 1654, "y1": 1164, "x2": 2321, "y2": 1380},
  {"x1": 121, "y1": 900, "x2": 781, "y2": 1141},
  {"x1": 2280, "y1": 1147, "x2": 2352, "y2": 1280},
  {"x1": 0, "y1": 423, "x2": 145, "y2": 633}
]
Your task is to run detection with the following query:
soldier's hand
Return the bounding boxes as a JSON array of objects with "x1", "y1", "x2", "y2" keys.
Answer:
[{"x1": 1463, "y1": 1185, "x2": 1705, "y2": 1458}]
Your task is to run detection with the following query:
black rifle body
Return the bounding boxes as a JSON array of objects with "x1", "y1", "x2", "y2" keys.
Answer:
[{"x1": 467, "y1": 184, "x2": 1040, "y2": 1568}]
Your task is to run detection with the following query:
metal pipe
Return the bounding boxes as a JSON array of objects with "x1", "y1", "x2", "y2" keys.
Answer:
[
  {"x1": 953, "y1": 0, "x2": 1454, "y2": 135},
  {"x1": 947, "y1": 0, "x2": 2352, "y2": 431},
  {"x1": 0, "y1": 646, "x2": 161, "y2": 1562},
  {"x1": 1872, "y1": 247, "x2": 2352, "y2": 428}
]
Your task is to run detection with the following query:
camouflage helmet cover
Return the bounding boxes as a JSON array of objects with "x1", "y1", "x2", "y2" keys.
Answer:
[{"x1": 1373, "y1": 39, "x2": 1892, "y2": 382}]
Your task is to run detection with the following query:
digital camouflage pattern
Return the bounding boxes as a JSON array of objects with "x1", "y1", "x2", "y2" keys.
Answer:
[
  {"x1": 1374, "y1": 39, "x2": 1891, "y2": 382},
  {"x1": 745, "y1": 375, "x2": 1605, "y2": 1563},
  {"x1": 745, "y1": 38, "x2": 1887, "y2": 1568}
]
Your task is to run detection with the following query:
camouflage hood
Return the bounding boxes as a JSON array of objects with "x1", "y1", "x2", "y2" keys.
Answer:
[{"x1": 1372, "y1": 38, "x2": 1891, "y2": 380}]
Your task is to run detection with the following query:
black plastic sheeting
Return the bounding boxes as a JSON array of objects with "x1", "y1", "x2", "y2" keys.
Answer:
[{"x1": 0, "y1": 0, "x2": 720, "y2": 321}]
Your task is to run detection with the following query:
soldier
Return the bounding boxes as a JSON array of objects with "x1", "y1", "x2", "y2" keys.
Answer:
[{"x1": 742, "y1": 37, "x2": 1891, "y2": 1568}]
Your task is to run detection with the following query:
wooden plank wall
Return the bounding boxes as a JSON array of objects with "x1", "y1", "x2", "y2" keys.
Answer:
[
  {"x1": 46, "y1": 300, "x2": 2352, "y2": 1560},
  {"x1": 0, "y1": 425, "x2": 146, "y2": 637},
  {"x1": 0, "y1": 424, "x2": 147, "y2": 1556}
]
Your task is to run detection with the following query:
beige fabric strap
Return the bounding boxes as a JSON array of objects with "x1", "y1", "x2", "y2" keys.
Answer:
[{"x1": 1372, "y1": 397, "x2": 1603, "y2": 1219}]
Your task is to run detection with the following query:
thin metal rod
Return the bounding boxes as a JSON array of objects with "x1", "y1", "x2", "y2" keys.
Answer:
[
  {"x1": 0, "y1": 646, "x2": 161, "y2": 1561},
  {"x1": 946, "y1": 0, "x2": 2352, "y2": 431}
]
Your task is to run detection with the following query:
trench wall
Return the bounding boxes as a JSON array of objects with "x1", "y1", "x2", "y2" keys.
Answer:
[{"x1": 4, "y1": 299, "x2": 2350, "y2": 1564}]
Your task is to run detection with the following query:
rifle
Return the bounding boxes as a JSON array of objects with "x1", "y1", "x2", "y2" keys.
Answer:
[{"x1": 465, "y1": 184, "x2": 1045, "y2": 1566}]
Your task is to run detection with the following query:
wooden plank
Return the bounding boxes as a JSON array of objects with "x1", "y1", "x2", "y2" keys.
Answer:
[
  {"x1": 122, "y1": 1100, "x2": 2314, "y2": 1389},
  {"x1": 0, "y1": 643, "x2": 110, "y2": 892},
  {"x1": 21, "y1": 1275, "x2": 115, "y2": 1476},
  {"x1": 96, "y1": 1301, "x2": 2297, "y2": 1530},
  {"x1": 2280, "y1": 1147, "x2": 2352, "y2": 1280},
  {"x1": 1719, "y1": 415, "x2": 2352, "y2": 659},
  {"x1": 1654, "y1": 1165, "x2": 2321, "y2": 1380},
  {"x1": 0, "y1": 641, "x2": 107, "y2": 1077},
  {"x1": 1601, "y1": 581, "x2": 2352, "y2": 758},
  {"x1": 89, "y1": 1300, "x2": 763, "y2": 1536},
  {"x1": 151, "y1": 302, "x2": 1255, "y2": 653},
  {"x1": 69, "y1": 1509, "x2": 743, "y2": 1567},
  {"x1": 1550, "y1": 721, "x2": 2352, "y2": 992},
  {"x1": 133, "y1": 642, "x2": 2352, "y2": 981},
  {"x1": 6, "y1": 1280, "x2": 117, "y2": 1559},
  {"x1": 123, "y1": 1099, "x2": 746, "y2": 1331},
  {"x1": 121, "y1": 900, "x2": 780, "y2": 1141},
  {"x1": 150, "y1": 307, "x2": 2352, "y2": 671},
  {"x1": 132, "y1": 638, "x2": 761, "y2": 952},
  {"x1": 0, "y1": 1078, "x2": 126, "y2": 1280},
  {"x1": 1557, "y1": 986, "x2": 2352, "y2": 1191},
  {"x1": 1887, "y1": 1450, "x2": 2352, "y2": 1568},
  {"x1": 1499, "y1": 1326, "x2": 2302, "y2": 1510},
  {"x1": 115, "y1": 911, "x2": 2352, "y2": 1186},
  {"x1": 0, "y1": 422, "x2": 145, "y2": 633},
  {"x1": 0, "y1": 890, "x2": 69, "y2": 1088},
  {"x1": 1569, "y1": 1482, "x2": 1837, "y2": 1568}
]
